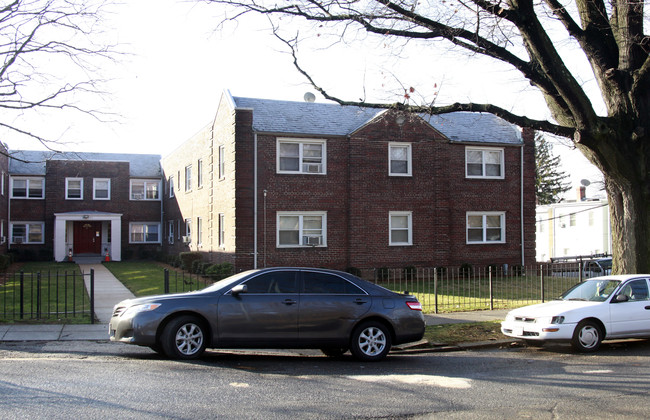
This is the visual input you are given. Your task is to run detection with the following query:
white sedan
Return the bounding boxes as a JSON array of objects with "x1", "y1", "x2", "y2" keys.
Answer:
[{"x1": 501, "y1": 274, "x2": 650, "y2": 352}]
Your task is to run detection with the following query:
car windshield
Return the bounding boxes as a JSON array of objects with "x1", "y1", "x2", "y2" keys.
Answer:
[
  {"x1": 201, "y1": 270, "x2": 257, "y2": 293},
  {"x1": 559, "y1": 279, "x2": 620, "y2": 302}
]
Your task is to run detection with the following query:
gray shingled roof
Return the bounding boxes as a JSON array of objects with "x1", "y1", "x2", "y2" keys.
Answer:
[
  {"x1": 9, "y1": 150, "x2": 162, "y2": 177},
  {"x1": 232, "y1": 96, "x2": 522, "y2": 144}
]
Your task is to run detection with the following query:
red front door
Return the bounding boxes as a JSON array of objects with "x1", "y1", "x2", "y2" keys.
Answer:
[{"x1": 73, "y1": 221, "x2": 102, "y2": 254}]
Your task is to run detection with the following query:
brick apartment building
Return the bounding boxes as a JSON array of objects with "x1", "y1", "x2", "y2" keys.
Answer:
[
  {"x1": 161, "y1": 90, "x2": 536, "y2": 271},
  {"x1": 7, "y1": 150, "x2": 162, "y2": 262}
]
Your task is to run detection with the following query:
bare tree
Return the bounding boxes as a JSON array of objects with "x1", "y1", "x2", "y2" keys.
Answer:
[
  {"x1": 200, "y1": 0, "x2": 649, "y2": 274},
  {"x1": 0, "y1": 0, "x2": 117, "y2": 155}
]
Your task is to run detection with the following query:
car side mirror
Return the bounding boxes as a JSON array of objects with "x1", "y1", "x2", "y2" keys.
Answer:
[
  {"x1": 614, "y1": 294, "x2": 629, "y2": 303},
  {"x1": 231, "y1": 284, "x2": 247, "y2": 296}
]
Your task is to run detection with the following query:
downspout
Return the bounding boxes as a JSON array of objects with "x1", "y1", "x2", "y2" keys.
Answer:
[
  {"x1": 520, "y1": 145, "x2": 525, "y2": 266},
  {"x1": 253, "y1": 132, "x2": 258, "y2": 269}
]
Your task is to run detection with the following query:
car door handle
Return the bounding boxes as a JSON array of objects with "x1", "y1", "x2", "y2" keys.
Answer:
[
  {"x1": 645, "y1": 306, "x2": 650, "y2": 310},
  {"x1": 283, "y1": 299, "x2": 297, "y2": 306},
  {"x1": 354, "y1": 298, "x2": 368, "y2": 305}
]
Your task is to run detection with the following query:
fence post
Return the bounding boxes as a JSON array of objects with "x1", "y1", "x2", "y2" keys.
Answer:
[
  {"x1": 36, "y1": 272, "x2": 41, "y2": 319},
  {"x1": 489, "y1": 266, "x2": 494, "y2": 310},
  {"x1": 19, "y1": 271, "x2": 24, "y2": 320},
  {"x1": 433, "y1": 268, "x2": 438, "y2": 314},
  {"x1": 90, "y1": 269, "x2": 95, "y2": 324},
  {"x1": 164, "y1": 269, "x2": 169, "y2": 294},
  {"x1": 541, "y1": 265, "x2": 546, "y2": 303}
]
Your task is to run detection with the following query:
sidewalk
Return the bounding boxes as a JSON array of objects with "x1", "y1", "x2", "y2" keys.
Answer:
[{"x1": 0, "y1": 266, "x2": 509, "y2": 343}]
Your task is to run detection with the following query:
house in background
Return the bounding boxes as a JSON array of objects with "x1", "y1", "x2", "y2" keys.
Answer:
[
  {"x1": 536, "y1": 187, "x2": 611, "y2": 261},
  {"x1": 8, "y1": 151, "x2": 162, "y2": 262},
  {"x1": 162, "y1": 90, "x2": 536, "y2": 272}
]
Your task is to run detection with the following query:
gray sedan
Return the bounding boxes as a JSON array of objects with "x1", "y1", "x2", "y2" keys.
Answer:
[{"x1": 109, "y1": 267, "x2": 425, "y2": 361}]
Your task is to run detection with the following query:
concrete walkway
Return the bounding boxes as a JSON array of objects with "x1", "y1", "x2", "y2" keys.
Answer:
[
  {"x1": 0, "y1": 263, "x2": 135, "y2": 342},
  {"x1": 0, "y1": 266, "x2": 509, "y2": 343}
]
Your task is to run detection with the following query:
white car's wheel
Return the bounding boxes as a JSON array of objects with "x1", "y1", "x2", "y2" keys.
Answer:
[{"x1": 571, "y1": 320, "x2": 603, "y2": 352}]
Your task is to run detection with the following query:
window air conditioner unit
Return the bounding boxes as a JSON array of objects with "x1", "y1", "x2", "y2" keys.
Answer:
[
  {"x1": 303, "y1": 163, "x2": 322, "y2": 173},
  {"x1": 182, "y1": 236, "x2": 191, "y2": 243},
  {"x1": 302, "y1": 235, "x2": 322, "y2": 246},
  {"x1": 13, "y1": 237, "x2": 24, "y2": 244}
]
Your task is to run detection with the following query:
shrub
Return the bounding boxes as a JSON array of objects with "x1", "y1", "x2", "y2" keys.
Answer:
[
  {"x1": 0, "y1": 254, "x2": 11, "y2": 271},
  {"x1": 459, "y1": 263, "x2": 473, "y2": 278},
  {"x1": 179, "y1": 252, "x2": 202, "y2": 271},
  {"x1": 346, "y1": 267, "x2": 362, "y2": 277},
  {"x1": 511, "y1": 264, "x2": 526, "y2": 277},
  {"x1": 205, "y1": 262, "x2": 234, "y2": 280},
  {"x1": 403, "y1": 265, "x2": 417, "y2": 280},
  {"x1": 486, "y1": 263, "x2": 500, "y2": 275},
  {"x1": 376, "y1": 267, "x2": 390, "y2": 281}
]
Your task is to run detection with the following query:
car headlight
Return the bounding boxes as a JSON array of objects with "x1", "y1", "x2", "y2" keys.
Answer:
[
  {"x1": 536, "y1": 316, "x2": 565, "y2": 325},
  {"x1": 122, "y1": 303, "x2": 161, "y2": 318}
]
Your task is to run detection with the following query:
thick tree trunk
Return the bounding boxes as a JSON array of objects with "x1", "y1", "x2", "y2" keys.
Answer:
[{"x1": 605, "y1": 173, "x2": 650, "y2": 274}]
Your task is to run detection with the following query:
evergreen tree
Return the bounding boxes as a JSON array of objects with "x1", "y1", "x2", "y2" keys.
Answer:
[{"x1": 535, "y1": 134, "x2": 571, "y2": 205}]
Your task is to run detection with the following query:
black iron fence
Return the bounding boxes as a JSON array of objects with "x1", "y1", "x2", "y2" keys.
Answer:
[
  {"x1": 0, "y1": 269, "x2": 95, "y2": 323},
  {"x1": 163, "y1": 263, "x2": 587, "y2": 314},
  {"x1": 359, "y1": 263, "x2": 586, "y2": 313}
]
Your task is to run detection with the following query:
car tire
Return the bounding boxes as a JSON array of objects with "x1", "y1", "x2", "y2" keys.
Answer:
[
  {"x1": 161, "y1": 315, "x2": 207, "y2": 360},
  {"x1": 350, "y1": 321, "x2": 391, "y2": 362},
  {"x1": 321, "y1": 347, "x2": 348, "y2": 358},
  {"x1": 571, "y1": 320, "x2": 603, "y2": 352}
]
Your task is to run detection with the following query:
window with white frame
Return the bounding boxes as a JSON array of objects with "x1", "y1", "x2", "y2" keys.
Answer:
[
  {"x1": 465, "y1": 147, "x2": 504, "y2": 179},
  {"x1": 130, "y1": 179, "x2": 160, "y2": 200},
  {"x1": 184, "y1": 218, "x2": 191, "y2": 242},
  {"x1": 218, "y1": 213, "x2": 225, "y2": 247},
  {"x1": 277, "y1": 212, "x2": 326, "y2": 247},
  {"x1": 466, "y1": 212, "x2": 505, "y2": 244},
  {"x1": 184, "y1": 165, "x2": 192, "y2": 192},
  {"x1": 93, "y1": 178, "x2": 110, "y2": 200},
  {"x1": 168, "y1": 221, "x2": 174, "y2": 244},
  {"x1": 389, "y1": 143, "x2": 412, "y2": 176},
  {"x1": 218, "y1": 145, "x2": 225, "y2": 179},
  {"x1": 129, "y1": 223, "x2": 160, "y2": 243},
  {"x1": 11, "y1": 222, "x2": 44, "y2": 244},
  {"x1": 197, "y1": 217, "x2": 203, "y2": 245},
  {"x1": 277, "y1": 139, "x2": 326, "y2": 174},
  {"x1": 1, "y1": 172, "x2": 5, "y2": 196},
  {"x1": 65, "y1": 178, "x2": 83, "y2": 200},
  {"x1": 168, "y1": 176, "x2": 175, "y2": 198},
  {"x1": 389, "y1": 211, "x2": 412, "y2": 246},
  {"x1": 197, "y1": 159, "x2": 203, "y2": 188},
  {"x1": 11, "y1": 177, "x2": 44, "y2": 199}
]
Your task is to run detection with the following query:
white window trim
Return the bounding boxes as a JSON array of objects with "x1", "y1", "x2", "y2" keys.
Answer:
[
  {"x1": 218, "y1": 145, "x2": 225, "y2": 180},
  {"x1": 10, "y1": 222, "x2": 45, "y2": 244},
  {"x1": 184, "y1": 218, "x2": 192, "y2": 243},
  {"x1": 388, "y1": 142, "x2": 412, "y2": 176},
  {"x1": 168, "y1": 221, "x2": 174, "y2": 244},
  {"x1": 65, "y1": 177, "x2": 84, "y2": 200},
  {"x1": 184, "y1": 165, "x2": 192, "y2": 192},
  {"x1": 93, "y1": 178, "x2": 111, "y2": 200},
  {"x1": 169, "y1": 176, "x2": 175, "y2": 198},
  {"x1": 197, "y1": 217, "x2": 203, "y2": 246},
  {"x1": 276, "y1": 211, "x2": 327, "y2": 248},
  {"x1": 10, "y1": 177, "x2": 45, "y2": 199},
  {"x1": 389, "y1": 211, "x2": 413, "y2": 246},
  {"x1": 466, "y1": 211, "x2": 506, "y2": 244},
  {"x1": 130, "y1": 179, "x2": 161, "y2": 201},
  {"x1": 128, "y1": 222, "x2": 161, "y2": 244},
  {"x1": 276, "y1": 138, "x2": 327, "y2": 175},
  {"x1": 465, "y1": 146, "x2": 505, "y2": 179},
  {"x1": 197, "y1": 159, "x2": 203, "y2": 188},
  {"x1": 218, "y1": 213, "x2": 225, "y2": 248}
]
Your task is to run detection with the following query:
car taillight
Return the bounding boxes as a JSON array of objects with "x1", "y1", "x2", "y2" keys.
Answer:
[{"x1": 406, "y1": 301, "x2": 422, "y2": 311}]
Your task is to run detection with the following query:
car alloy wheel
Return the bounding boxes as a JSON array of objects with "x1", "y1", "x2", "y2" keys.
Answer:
[
  {"x1": 350, "y1": 321, "x2": 392, "y2": 361},
  {"x1": 571, "y1": 320, "x2": 603, "y2": 352},
  {"x1": 161, "y1": 315, "x2": 207, "y2": 360}
]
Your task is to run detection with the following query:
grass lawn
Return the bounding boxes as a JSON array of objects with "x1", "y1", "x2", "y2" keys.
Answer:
[
  {"x1": 103, "y1": 261, "x2": 168, "y2": 296},
  {"x1": 1, "y1": 262, "x2": 89, "y2": 323}
]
